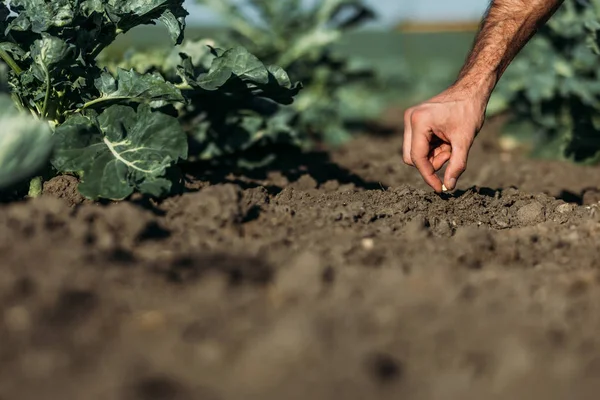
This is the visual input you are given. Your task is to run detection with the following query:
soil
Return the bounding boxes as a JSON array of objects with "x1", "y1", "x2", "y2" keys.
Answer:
[{"x1": 2, "y1": 110, "x2": 600, "y2": 400}]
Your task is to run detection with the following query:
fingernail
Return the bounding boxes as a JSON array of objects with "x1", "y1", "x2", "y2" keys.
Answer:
[{"x1": 447, "y1": 178, "x2": 457, "y2": 190}]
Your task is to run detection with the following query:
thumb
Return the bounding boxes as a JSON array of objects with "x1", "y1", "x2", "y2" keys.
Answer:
[{"x1": 443, "y1": 141, "x2": 469, "y2": 191}]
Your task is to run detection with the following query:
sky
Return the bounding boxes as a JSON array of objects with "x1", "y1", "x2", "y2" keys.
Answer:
[{"x1": 185, "y1": 0, "x2": 490, "y2": 26}]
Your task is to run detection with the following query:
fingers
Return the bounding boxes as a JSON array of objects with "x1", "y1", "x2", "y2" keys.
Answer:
[
  {"x1": 402, "y1": 109, "x2": 413, "y2": 166},
  {"x1": 443, "y1": 139, "x2": 470, "y2": 191},
  {"x1": 431, "y1": 150, "x2": 451, "y2": 171},
  {"x1": 410, "y1": 114, "x2": 443, "y2": 193}
]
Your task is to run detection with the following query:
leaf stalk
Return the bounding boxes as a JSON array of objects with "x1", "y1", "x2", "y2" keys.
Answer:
[{"x1": 0, "y1": 48, "x2": 23, "y2": 75}]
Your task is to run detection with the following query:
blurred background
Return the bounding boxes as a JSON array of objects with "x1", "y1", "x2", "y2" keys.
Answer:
[
  {"x1": 112, "y1": 0, "x2": 488, "y2": 110},
  {"x1": 184, "y1": 0, "x2": 489, "y2": 25}
]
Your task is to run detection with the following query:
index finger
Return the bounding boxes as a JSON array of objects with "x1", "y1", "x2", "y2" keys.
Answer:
[{"x1": 410, "y1": 123, "x2": 443, "y2": 193}]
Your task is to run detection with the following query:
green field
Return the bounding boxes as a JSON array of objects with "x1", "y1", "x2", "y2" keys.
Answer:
[
  {"x1": 335, "y1": 30, "x2": 476, "y2": 105},
  {"x1": 336, "y1": 30, "x2": 475, "y2": 74}
]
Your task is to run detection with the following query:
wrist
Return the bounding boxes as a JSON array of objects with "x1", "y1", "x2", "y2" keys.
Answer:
[{"x1": 451, "y1": 70, "x2": 497, "y2": 105}]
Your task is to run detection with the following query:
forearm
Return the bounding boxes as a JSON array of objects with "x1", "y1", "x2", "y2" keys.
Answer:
[{"x1": 455, "y1": 0, "x2": 564, "y2": 99}]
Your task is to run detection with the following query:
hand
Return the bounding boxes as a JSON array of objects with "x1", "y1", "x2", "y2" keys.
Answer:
[{"x1": 402, "y1": 86, "x2": 488, "y2": 193}]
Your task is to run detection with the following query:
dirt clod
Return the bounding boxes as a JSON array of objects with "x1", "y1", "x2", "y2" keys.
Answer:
[{"x1": 517, "y1": 201, "x2": 545, "y2": 224}]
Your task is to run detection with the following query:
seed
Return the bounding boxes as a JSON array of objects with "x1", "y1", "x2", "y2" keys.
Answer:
[{"x1": 361, "y1": 238, "x2": 375, "y2": 250}]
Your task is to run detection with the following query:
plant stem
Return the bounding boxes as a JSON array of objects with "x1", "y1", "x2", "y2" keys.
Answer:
[
  {"x1": 75, "y1": 95, "x2": 128, "y2": 113},
  {"x1": 78, "y1": 94, "x2": 160, "y2": 112},
  {"x1": 0, "y1": 48, "x2": 23, "y2": 75},
  {"x1": 28, "y1": 176, "x2": 43, "y2": 198},
  {"x1": 41, "y1": 66, "x2": 51, "y2": 118}
]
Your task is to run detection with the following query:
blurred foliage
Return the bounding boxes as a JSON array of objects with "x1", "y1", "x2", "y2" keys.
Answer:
[
  {"x1": 489, "y1": 0, "x2": 600, "y2": 163},
  {"x1": 195, "y1": 0, "x2": 387, "y2": 146},
  {"x1": 0, "y1": 64, "x2": 53, "y2": 193}
]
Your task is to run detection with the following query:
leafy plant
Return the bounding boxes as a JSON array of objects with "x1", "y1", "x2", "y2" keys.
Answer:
[
  {"x1": 196, "y1": 0, "x2": 381, "y2": 146},
  {"x1": 0, "y1": 0, "x2": 300, "y2": 200},
  {"x1": 103, "y1": 41, "x2": 302, "y2": 163},
  {"x1": 489, "y1": 0, "x2": 600, "y2": 163}
]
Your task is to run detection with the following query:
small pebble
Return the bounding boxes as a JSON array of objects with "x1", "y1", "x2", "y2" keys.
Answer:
[{"x1": 556, "y1": 203, "x2": 574, "y2": 214}]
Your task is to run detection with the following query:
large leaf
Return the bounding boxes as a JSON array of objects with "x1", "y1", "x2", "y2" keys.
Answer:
[
  {"x1": 182, "y1": 47, "x2": 301, "y2": 104},
  {"x1": 197, "y1": 46, "x2": 271, "y2": 89},
  {"x1": 52, "y1": 105, "x2": 187, "y2": 200},
  {"x1": 90, "y1": 68, "x2": 184, "y2": 109},
  {"x1": 0, "y1": 95, "x2": 53, "y2": 190}
]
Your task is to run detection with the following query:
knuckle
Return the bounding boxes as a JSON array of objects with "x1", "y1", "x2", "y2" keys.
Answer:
[
  {"x1": 409, "y1": 108, "x2": 427, "y2": 125},
  {"x1": 454, "y1": 159, "x2": 467, "y2": 172},
  {"x1": 409, "y1": 149, "x2": 420, "y2": 164}
]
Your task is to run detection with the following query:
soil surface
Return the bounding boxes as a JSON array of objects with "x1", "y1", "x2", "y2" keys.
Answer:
[{"x1": 2, "y1": 111, "x2": 600, "y2": 400}]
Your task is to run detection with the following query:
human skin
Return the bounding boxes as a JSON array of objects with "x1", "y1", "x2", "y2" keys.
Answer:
[{"x1": 402, "y1": 0, "x2": 565, "y2": 193}]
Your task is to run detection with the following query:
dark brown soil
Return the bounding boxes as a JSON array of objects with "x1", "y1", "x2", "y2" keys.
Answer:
[{"x1": 2, "y1": 112, "x2": 600, "y2": 400}]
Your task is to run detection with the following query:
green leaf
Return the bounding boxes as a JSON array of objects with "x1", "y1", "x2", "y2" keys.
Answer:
[
  {"x1": 0, "y1": 43, "x2": 27, "y2": 62},
  {"x1": 263, "y1": 65, "x2": 302, "y2": 104},
  {"x1": 8, "y1": 0, "x2": 74, "y2": 33},
  {"x1": 197, "y1": 46, "x2": 270, "y2": 90},
  {"x1": 31, "y1": 34, "x2": 71, "y2": 76},
  {"x1": 157, "y1": 8, "x2": 188, "y2": 45},
  {"x1": 52, "y1": 105, "x2": 187, "y2": 200},
  {"x1": 267, "y1": 65, "x2": 293, "y2": 88},
  {"x1": 89, "y1": 68, "x2": 184, "y2": 109},
  {"x1": 181, "y1": 46, "x2": 301, "y2": 104},
  {"x1": 0, "y1": 95, "x2": 53, "y2": 190},
  {"x1": 105, "y1": 0, "x2": 188, "y2": 45}
]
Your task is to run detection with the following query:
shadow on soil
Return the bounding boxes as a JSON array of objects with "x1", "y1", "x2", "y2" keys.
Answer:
[
  {"x1": 448, "y1": 186, "x2": 501, "y2": 199},
  {"x1": 449, "y1": 186, "x2": 599, "y2": 206},
  {"x1": 555, "y1": 187, "x2": 600, "y2": 205},
  {"x1": 181, "y1": 144, "x2": 386, "y2": 194},
  {"x1": 345, "y1": 120, "x2": 397, "y2": 137}
]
